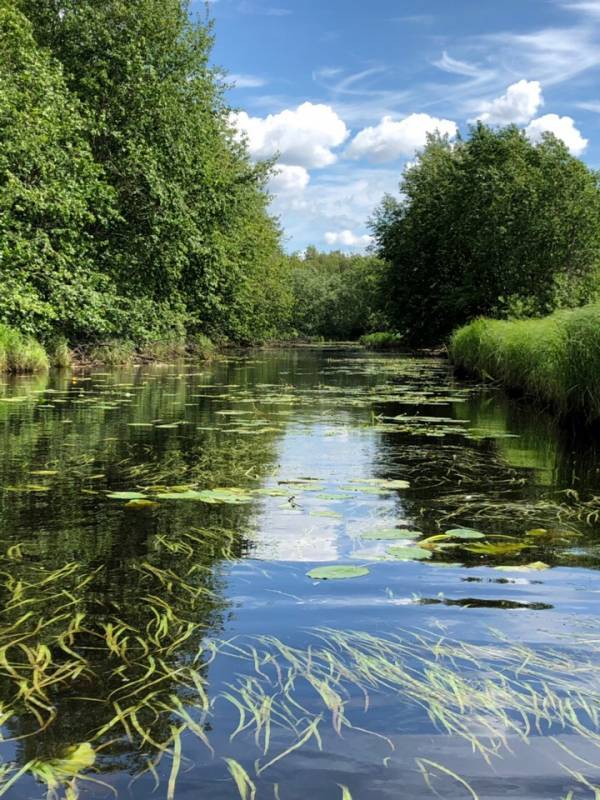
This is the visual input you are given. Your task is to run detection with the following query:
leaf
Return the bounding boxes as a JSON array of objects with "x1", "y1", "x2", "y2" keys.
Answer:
[
  {"x1": 494, "y1": 562, "x2": 550, "y2": 572},
  {"x1": 224, "y1": 759, "x2": 256, "y2": 800},
  {"x1": 387, "y1": 546, "x2": 432, "y2": 561},
  {"x1": 307, "y1": 566, "x2": 369, "y2": 580},
  {"x1": 444, "y1": 528, "x2": 486, "y2": 540},
  {"x1": 361, "y1": 529, "x2": 421, "y2": 541},
  {"x1": 106, "y1": 491, "x2": 147, "y2": 500},
  {"x1": 125, "y1": 499, "x2": 160, "y2": 509}
]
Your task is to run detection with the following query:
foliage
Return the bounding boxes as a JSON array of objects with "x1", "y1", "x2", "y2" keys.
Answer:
[
  {"x1": 360, "y1": 331, "x2": 404, "y2": 350},
  {"x1": 0, "y1": 1, "x2": 117, "y2": 341},
  {"x1": 1, "y1": 0, "x2": 288, "y2": 349},
  {"x1": 371, "y1": 124, "x2": 600, "y2": 344},
  {"x1": 450, "y1": 304, "x2": 600, "y2": 422},
  {"x1": 288, "y1": 247, "x2": 390, "y2": 339}
]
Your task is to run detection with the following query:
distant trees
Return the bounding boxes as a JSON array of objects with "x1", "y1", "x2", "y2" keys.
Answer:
[
  {"x1": 371, "y1": 124, "x2": 600, "y2": 344},
  {"x1": 288, "y1": 247, "x2": 390, "y2": 339},
  {"x1": 1, "y1": 0, "x2": 289, "y2": 344}
]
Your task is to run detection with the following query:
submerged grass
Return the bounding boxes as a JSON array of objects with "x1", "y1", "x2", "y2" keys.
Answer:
[
  {"x1": 450, "y1": 305, "x2": 600, "y2": 422},
  {"x1": 0, "y1": 325, "x2": 48, "y2": 373}
]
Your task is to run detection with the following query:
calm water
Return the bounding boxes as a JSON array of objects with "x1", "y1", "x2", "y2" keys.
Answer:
[{"x1": 1, "y1": 346, "x2": 600, "y2": 799}]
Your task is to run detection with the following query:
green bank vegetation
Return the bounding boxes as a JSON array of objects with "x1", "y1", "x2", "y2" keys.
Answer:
[
  {"x1": 287, "y1": 247, "x2": 390, "y2": 340},
  {"x1": 451, "y1": 305, "x2": 600, "y2": 422},
  {"x1": 0, "y1": 0, "x2": 290, "y2": 361},
  {"x1": 370, "y1": 124, "x2": 600, "y2": 345}
]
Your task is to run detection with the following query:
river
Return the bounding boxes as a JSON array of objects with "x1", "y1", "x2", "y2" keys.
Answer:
[{"x1": 1, "y1": 346, "x2": 599, "y2": 799}]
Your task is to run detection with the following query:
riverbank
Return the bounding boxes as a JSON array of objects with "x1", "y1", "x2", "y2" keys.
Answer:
[
  {"x1": 450, "y1": 304, "x2": 600, "y2": 423},
  {"x1": 0, "y1": 325, "x2": 218, "y2": 372}
]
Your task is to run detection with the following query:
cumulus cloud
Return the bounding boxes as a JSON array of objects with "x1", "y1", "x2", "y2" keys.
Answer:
[
  {"x1": 525, "y1": 113, "x2": 588, "y2": 154},
  {"x1": 268, "y1": 164, "x2": 310, "y2": 193},
  {"x1": 473, "y1": 79, "x2": 543, "y2": 124},
  {"x1": 324, "y1": 230, "x2": 373, "y2": 248},
  {"x1": 231, "y1": 102, "x2": 349, "y2": 168},
  {"x1": 345, "y1": 113, "x2": 457, "y2": 163}
]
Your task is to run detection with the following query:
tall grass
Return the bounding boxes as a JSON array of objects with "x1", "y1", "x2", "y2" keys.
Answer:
[
  {"x1": 450, "y1": 304, "x2": 600, "y2": 422},
  {"x1": 0, "y1": 325, "x2": 49, "y2": 373},
  {"x1": 360, "y1": 331, "x2": 404, "y2": 350}
]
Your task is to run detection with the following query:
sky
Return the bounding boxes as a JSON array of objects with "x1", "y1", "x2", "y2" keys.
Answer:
[{"x1": 191, "y1": 0, "x2": 600, "y2": 253}]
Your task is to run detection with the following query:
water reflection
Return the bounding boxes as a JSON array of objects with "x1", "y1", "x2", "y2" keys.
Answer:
[{"x1": 0, "y1": 348, "x2": 599, "y2": 798}]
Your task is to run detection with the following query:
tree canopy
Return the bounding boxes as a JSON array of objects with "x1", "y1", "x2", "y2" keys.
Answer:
[
  {"x1": 1, "y1": 0, "x2": 289, "y2": 344},
  {"x1": 370, "y1": 124, "x2": 600, "y2": 344}
]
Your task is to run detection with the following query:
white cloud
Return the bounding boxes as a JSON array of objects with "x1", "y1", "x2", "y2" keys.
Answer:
[
  {"x1": 525, "y1": 113, "x2": 588, "y2": 154},
  {"x1": 231, "y1": 102, "x2": 349, "y2": 168},
  {"x1": 229, "y1": 74, "x2": 267, "y2": 89},
  {"x1": 268, "y1": 164, "x2": 310, "y2": 194},
  {"x1": 559, "y1": 0, "x2": 600, "y2": 15},
  {"x1": 473, "y1": 80, "x2": 543, "y2": 124},
  {"x1": 434, "y1": 51, "x2": 482, "y2": 77},
  {"x1": 324, "y1": 230, "x2": 373, "y2": 248},
  {"x1": 346, "y1": 113, "x2": 457, "y2": 163}
]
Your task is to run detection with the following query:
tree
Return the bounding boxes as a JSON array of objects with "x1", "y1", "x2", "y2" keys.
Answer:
[
  {"x1": 19, "y1": 0, "x2": 288, "y2": 342},
  {"x1": 0, "y1": 0, "x2": 116, "y2": 339},
  {"x1": 288, "y1": 248, "x2": 390, "y2": 339},
  {"x1": 370, "y1": 124, "x2": 600, "y2": 344}
]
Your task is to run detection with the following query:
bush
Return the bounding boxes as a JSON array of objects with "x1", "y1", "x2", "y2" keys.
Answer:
[
  {"x1": 360, "y1": 332, "x2": 404, "y2": 350},
  {"x1": 0, "y1": 324, "x2": 49, "y2": 373},
  {"x1": 193, "y1": 334, "x2": 216, "y2": 361},
  {"x1": 450, "y1": 305, "x2": 600, "y2": 422},
  {"x1": 88, "y1": 340, "x2": 135, "y2": 366}
]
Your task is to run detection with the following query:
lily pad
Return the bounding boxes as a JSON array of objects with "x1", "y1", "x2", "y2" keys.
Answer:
[
  {"x1": 494, "y1": 562, "x2": 550, "y2": 572},
  {"x1": 125, "y1": 499, "x2": 160, "y2": 510},
  {"x1": 106, "y1": 491, "x2": 147, "y2": 500},
  {"x1": 307, "y1": 565, "x2": 370, "y2": 580},
  {"x1": 444, "y1": 528, "x2": 486, "y2": 540},
  {"x1": 361, "y1": 529, "x2": 421, "y2": 541},
  {"x1": 387, "y1": 546, "x2": 432, "y2": 561}
]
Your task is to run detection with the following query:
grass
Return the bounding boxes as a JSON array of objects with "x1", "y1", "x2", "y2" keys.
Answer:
[
  {"x1": 0, "y1": 325, "x2": 49, "y2": 373},
  {"x1": 450, "y1": 305, "x2": 600, "y2": 423},
  {"x1": 87, "y1": 339, "x2": 136, "y2": 365},
  {"x1": 360, "y1": 331, "x2": 404, "y2": 350}
]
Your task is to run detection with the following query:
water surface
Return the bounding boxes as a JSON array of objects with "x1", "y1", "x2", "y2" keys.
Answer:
[{"x1": 1, "y1": 347, "x2": 600, "y2": 799}]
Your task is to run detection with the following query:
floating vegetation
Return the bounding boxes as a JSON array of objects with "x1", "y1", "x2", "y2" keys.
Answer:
[
  {"x1": 306, "y1": 566, "x2": 370, "y2": 580},
  {"x1": 387, "y1": 545, "x2": 433, "y2": 561}
]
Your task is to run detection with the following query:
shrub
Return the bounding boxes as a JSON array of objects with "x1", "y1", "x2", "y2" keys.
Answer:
[
  {"x1": 360, "y1": 332, "x2": 404, "y2": 350},
  {"x1": 0, "y1": 324, "x2": 49, "y2": 373}
]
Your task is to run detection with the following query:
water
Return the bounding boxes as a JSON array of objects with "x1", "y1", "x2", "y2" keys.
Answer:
[{"x1": 1, "y1": 346, "x2": 600, "y2": 799}]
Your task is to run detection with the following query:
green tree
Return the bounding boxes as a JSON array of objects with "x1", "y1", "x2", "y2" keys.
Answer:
[
  {"x1": 371, "y1": 124, "x2": 600, "y2": 344},
  {"x1": 288, "y1": 247, "x2": 389, "y2": 339},
  {"x1": 20, "y1": 0, "x2": 288, "y2": 343},
  {"x1": 0, "y1": 0, "x2": 116, "y2": 340}
]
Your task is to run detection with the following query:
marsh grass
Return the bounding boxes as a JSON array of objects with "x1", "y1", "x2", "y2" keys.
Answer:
[
  {"x1": 87, "y1": 339, "x2": 136, "y2": 365},
  {"x1": 451, "y1": 306, "x2": 600, "y2": 422},
  {"x1": 0, "y1": 325, "x2": 49, "y2": 373}
]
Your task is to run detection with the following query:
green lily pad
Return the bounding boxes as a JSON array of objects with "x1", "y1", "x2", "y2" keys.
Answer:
[
  {"x1": 387, "y1": 546, "x2": 432, "y2": 561},
  {"x1": 444, "y1": 528, "x2": 486, "y2": 540},
  {"x1": 125, "y1": 499, "x2": 160, "y2": 510},
  {"x1": 307, "y1": 565, "x2": 370, "y2": 580},
  {"x1": 107, "y1": 491, "x2": 147, "y2": 500},
  {"x1": 361, "y1": 529, "x2": 421, "y2": 541},
  {"x1": 494, "y1": 562, "x2": 550, "y2": 572}
]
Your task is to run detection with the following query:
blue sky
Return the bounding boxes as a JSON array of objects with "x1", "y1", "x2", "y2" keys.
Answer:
[{"x1": 192, "y1": 0, "x2": 600, "y2": 252}]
